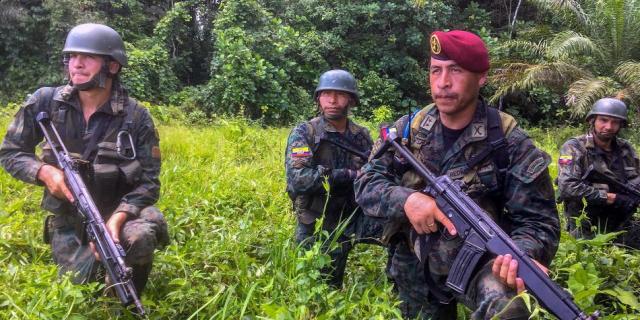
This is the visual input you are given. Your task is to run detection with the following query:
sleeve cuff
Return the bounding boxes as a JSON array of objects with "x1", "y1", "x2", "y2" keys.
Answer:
[
  {"x1": 391, "y1": 186, "x2": 415, "y2": 220},
  {"x1": 115, "y1": 202, "x2": 141, "y2": 218},
  {"x1": 31, "y1": 161, "x2": 47, "y2": 186}
]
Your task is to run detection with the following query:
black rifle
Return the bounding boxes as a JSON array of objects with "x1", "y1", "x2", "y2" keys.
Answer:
[
  {"x1": 582, "y1": 165, "x2": 640, "y2": 202},
  {"x1": 378, "y1": 127, "x2": 598, "y2": 320},
  {"x1": 319, "y1": 136, "x2": 370, "y2": 160},
  {"x1": 36, "y1": 112, "x2": 145, "y2": 316}
]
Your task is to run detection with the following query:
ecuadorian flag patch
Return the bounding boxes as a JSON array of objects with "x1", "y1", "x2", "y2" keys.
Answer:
[
  {"x1": 291, "y1": 146, "x2": 311, "y2": 157},
  {"x1": 558, "y1": 155, "x2": 573, "y2": 166}
]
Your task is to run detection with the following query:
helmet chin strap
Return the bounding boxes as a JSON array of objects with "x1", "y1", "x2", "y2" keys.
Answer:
[
  {"x1": 69, "y1": 60, "x2": 112, "y2": 91},
  {"x1": 73, "y1": 65, "x2": 109, "y2": 91}
]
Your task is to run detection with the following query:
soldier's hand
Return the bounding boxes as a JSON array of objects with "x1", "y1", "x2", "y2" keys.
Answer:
[
  {"x1": 90, "y1": 212, "x2": 129, "y2": 262},
  {"x1": 606, "y1": 193, "x2": 616, "y2": 205},
  {"x1": 106, "y1": 211, "x2": 128, "y2": 244},
  {"x1": 37, "y1": 164, "x2": 74, "y2": 202},
  {"x1": 492, "y1": 254, "x2": 548, "y2": 293},
  {"x1": 404, "y1": 192, "x2": 456, "y2": 235}
]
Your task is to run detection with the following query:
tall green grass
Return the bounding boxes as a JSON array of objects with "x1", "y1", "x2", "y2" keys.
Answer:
[{"x1": 0, "y1": 110, "x2": 638, "y2": 319}]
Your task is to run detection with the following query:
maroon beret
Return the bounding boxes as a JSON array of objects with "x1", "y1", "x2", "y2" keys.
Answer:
[{"x1": 429, "y1": 30, "x2": 489, "y2": 73}]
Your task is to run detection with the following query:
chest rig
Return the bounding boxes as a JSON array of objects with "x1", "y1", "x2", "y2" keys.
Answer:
[
  {"x1": 400, "y1": 103, "x2": 511, "y2": 195},
  {"x1": 304, "y1": 117, "x2": 369, "y2": 171},
  {"x1": 38, "y1": 86, "x2": 141, "y2": 215}
]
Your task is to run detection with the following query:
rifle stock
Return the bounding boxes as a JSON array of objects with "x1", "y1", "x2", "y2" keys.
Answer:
[
  {"x1": 36, "y1": 112, "x2": 145, "y2": 316},
  {"x1": 380, "y1": 127, "x2": 598, "y2": 320}
]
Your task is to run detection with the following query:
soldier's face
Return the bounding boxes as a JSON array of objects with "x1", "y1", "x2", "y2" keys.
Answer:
[
  {"x1": 318, "y1": 90, "x2": 351, "y2": 120},
  {"x1": 593, "y1": 115, "x2": 622, "y2": 141},
  {"x1": 68, "y1": 53, "x2": 106, "y2": 85},
  {"x1": 429, "y1": 58, "x2": 486, "y2": 116}
]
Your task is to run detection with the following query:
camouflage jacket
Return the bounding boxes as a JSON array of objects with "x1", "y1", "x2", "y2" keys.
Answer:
[
  {"x1": 557, "y1": 132, "x2": 640, "y2": 205},
  {"x1": 0, "y1": 83, "x2": 161, "y2": 218},
  {"x1": 354, "y1": 101, "x2": 560, "y2": 266},
  {"x1": 285, "y1": 116, "x2": 373, "y2": 199}
]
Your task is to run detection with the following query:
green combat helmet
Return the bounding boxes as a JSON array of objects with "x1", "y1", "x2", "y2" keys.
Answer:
[
  {"x1": 63, "y1": 23, "x2": 127, "y2": 66},
  {"x1": 586, "y1": 98, "x2": 628, "y2": 124},
  {"x1": 314, "y1": 69, "x2": 359, "y2": 104},
  {"x1": 62, "y1": 23, "x2": 127, "y2": 92}
]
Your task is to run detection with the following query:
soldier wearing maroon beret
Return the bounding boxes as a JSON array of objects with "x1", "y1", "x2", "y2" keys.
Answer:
[{"x1": 355, "y1": 30, "x2": 560, "y2": 318}]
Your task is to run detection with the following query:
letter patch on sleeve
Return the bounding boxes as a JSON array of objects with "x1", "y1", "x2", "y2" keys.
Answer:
[
  {"x1": 558, "y1": 155, "x2": 573, "y2": 166},
  {"x1": 291, "y1": 146, "x2": 311, "y2": 158}
]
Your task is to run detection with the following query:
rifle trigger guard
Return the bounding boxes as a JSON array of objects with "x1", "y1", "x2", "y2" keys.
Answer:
[{"x1": 446, "y1": 231, "x2": 486, "y2": 294}]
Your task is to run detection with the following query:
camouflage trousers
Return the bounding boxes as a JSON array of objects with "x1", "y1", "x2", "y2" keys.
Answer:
[
  {"x1": 389, "y1": 241, "x2": 529, "y2": 320},
  {"x1": 295, "y1": 219, "x2": 353, "y2": 288},
  {"x1": 46, "y1": 206, "x2": 169, "y2": 294},
  {"x1": 564, "y1": 201, "x2": 640, "y2": 249}
]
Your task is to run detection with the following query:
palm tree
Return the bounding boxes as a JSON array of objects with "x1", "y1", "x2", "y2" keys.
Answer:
[{"x1": 490, "y1": 0, "x2": 640, "y2": 117}]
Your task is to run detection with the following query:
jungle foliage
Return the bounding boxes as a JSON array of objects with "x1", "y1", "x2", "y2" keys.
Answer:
[
  {"x1": 1, "y1": 109, "x2": 639, "y2": 319},
  {"x1": 3, "y1": 0, "x2": 637, "y2": 126}
]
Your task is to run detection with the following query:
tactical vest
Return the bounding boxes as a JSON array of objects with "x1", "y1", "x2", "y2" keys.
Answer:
[
  {"x1": 293, "y1": 117, "x2": 369, "y2": 227},
  {"x1": 378, "y1": 103, "x2": 517, "y2": 245},
  {"x1": 37, "y1": 86, "x2": 142, "y2": 217}
]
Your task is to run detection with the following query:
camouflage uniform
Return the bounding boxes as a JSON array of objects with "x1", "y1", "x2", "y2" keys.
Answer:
[
  {"x1": 557, "y1": 133, "x2": 640, "y2": 247},
  {"x1": 354, "y1": 101, "x2": 560, "y2": 319},
  {"x1": 0, "y1": 83, "x2": 169, "y2": 293},
  {"x1": 285, "y1": 115, "x2": 373, "y2": 287}
]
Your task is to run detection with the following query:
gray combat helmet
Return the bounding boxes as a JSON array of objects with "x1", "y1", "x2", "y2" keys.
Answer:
[
  {"x1": 314, "y1": 69, "x2": 359, "y2": 104},
  {"x1": 586, "y1": 98, "x2": 628, "y2": 123},
  {"x1": 63, "y1": 23, "x2": 127, "y2": 66}
]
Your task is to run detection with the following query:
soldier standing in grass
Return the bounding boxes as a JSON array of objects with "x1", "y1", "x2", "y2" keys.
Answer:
[
  {"x1": 557, "y1": 98, "x2": 640, "y2": 248},
  {"x1": 354, "y1": 30, "x2": 560, "y2": 319},
  {"x1": 0, "y1": 23, "x2": 169, "y2": 295},
  {"x1": 285, "y1": 69, "x2": 373, "y2": 288}
]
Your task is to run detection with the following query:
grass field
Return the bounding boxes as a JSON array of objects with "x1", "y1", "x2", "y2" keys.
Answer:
[{"x1": 1, "y1": 106, "x2": 639, "y2": 319}]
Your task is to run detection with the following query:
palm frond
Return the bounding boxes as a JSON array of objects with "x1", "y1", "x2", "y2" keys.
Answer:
[
  {"x1": 489, "y1": 61, "x2": 590, "y2": 103},
  {"x1": 565, "y1": 77, "x2": 618, "y2": 116},
  {"x1": 528, "y1": 0, "x2": 589, "y2": 25},
  {"x1": 494, "y1": 39, "x2": 548, "y2": 62},
  {"x1": 615, "y1": 61, "x2": 640, "y2": 104},
  {"x1": 546, "y1": 30, "x2": 603, "y2": 61},
  {"x1": 615, "y1": 61, "x2": 640, "y2": 88}
]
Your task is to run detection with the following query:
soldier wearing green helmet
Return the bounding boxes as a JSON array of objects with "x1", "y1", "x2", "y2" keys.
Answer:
[
  {"x1": 284, "y1": 69, "x2": 373, "y2": 287},
  {"x1": 0, "y1": 23, "x2": 169, "y2": 299},
  {"x1": 557, "y1": 98, "x2": 640, "y2": 248}
]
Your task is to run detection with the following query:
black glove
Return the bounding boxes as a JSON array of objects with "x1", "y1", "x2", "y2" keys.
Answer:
[
  {"x1": 330, "y1": 168, "x2": 357, "y2": 185},
  {"x1": 613, "y1": 194, "x2": 637, "y2": 211}
]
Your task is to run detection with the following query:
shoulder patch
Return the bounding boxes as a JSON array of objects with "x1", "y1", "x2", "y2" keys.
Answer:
[
  {"x1": 291, "y1": 146, "x2": 311, "y2": 157},
  {"x1": 558, "y1": 155, "x2": 573, "y2": 166},
  {"x1": 152, "y1": 146, "x2": 161, "y2": 159}
]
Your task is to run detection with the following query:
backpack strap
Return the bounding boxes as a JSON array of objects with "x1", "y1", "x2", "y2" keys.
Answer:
[{"x1": 464, "y1": 106, "x2": 509, "y2": 175}]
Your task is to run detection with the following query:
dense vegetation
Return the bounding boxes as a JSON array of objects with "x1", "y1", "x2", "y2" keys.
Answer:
[
  {"x1": 1, "y1": 0, "x2": 638, "y2": 126},
  {"x1": 1, "y1": 107, "x2": 640, "y2": 319},
  {"x1": 1, "y1": 0, "x2": 640, "y2": 319}
]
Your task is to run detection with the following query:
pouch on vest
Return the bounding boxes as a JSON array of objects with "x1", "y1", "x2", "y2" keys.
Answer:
[
  {"x1": 294, "y1": 195, "x2": 322, "y2": 224},
  {"x1": 119, "y1": 159, "x2": 142, "y2": 185},
  {"x1": 93, "y1": 142, "x2": 121, "y2": 194}
]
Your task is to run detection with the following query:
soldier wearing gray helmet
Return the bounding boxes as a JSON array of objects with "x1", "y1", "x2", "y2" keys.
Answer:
[
  {"x1": 284, "y1": 69, "x2": 373, "y2": 287},
  {"x1": 0, "y1": 23, "x2": 169, "y2": 295},
  {"x1": 557, "y1": 98, "x2": 640, "y2": 248}
]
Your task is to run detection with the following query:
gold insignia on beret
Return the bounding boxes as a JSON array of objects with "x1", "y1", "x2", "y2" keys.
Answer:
[{"x1": 430, "y1": 34, "x2": 441, "y2": 54}]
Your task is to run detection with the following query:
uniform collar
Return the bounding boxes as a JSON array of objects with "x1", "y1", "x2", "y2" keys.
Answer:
[
  {"x1": 320, "y1": 116, "x2": 362, "y2": 135},
  {"x1": 585, "y1": 131, "x2": 621, "y2": 151},
  {"x1": 425, "y1": 99, "x2": 488, "y2": 141},
  {"x1": 53, "y1": 82, "x2": 128, "y2": 116}
]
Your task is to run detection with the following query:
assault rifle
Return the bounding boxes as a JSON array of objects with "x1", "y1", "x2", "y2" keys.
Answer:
[
  {"x1": 582, "y1": 165, "x2": 640, "y2": 203},
  {"x1": 378, "y1": 127, "x2": 598, "y2": 320},
  {"x1": 318, "y1": 133, "x2": 370, "y2": 160},
  {"x1": 36, "y1": 112, "x2": 145, "y2": 316}
]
